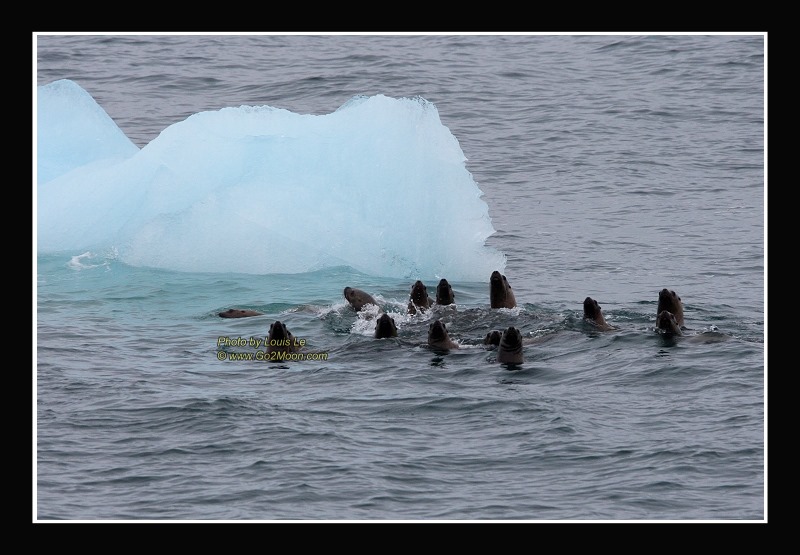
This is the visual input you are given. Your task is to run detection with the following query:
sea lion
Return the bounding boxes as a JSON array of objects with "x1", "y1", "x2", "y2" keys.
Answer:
[
  {"x1": 374, "y1": 313, "x2": 398, "y2": 339},
  {"x1": 435, "y1": 278, "x2": 455, "y2": 305},
  {"x1": 483, "y1": 330, "x2": 502, "y2": 346},
  {"x1": 656, "y1": 310, "x2": 683, "y2": 336},
  {"x1": 218, "y1": 308, "x2": 262, "y2": 318},
  {"x1": 427, "y1": 319, "x2": 459, "y2": 350},
  {"x1": 657, "y1": 288, "x2": 684, "y2": 327},
  {"x1": 489, "y1": 271, "x2": 517, "y2": 309},
  {"x1": 407, "y1": 280, "x2": 434, "y2": 314},
  {"x1": 583, "y1": 297, "x2": 613, "y2": 331},
  {"x1": 267, "y1": 320, "x2": 298, "y2": 354},
  {"x1": 497, "y1": 326, "x2": 524, "y2": 364},
  {"x1": 344, "y1": 286, "x2": 378, "y2": 311}
]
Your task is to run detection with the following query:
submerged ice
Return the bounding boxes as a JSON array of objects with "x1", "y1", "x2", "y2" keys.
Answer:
[{"x1": 36, "y1": 79, "x2": 506, "y2": 280}]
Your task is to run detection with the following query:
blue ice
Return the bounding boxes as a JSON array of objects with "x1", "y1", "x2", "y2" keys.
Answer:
[{"x1": 36, "y1": 79, "x2": 506, "y2": 280}]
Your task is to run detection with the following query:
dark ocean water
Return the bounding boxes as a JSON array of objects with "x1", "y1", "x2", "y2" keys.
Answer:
[{"x1": 35, "y1": 34, "x2": 765, "y2": 521}]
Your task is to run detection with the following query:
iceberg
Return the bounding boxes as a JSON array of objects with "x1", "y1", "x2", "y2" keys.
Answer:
[{"x1": 36, "y1": 79, "x2": 506, "y2": 280}]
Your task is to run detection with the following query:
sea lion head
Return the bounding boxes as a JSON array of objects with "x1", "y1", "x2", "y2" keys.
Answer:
[
  {"x1": 436, "y1": 278, "x2": 454, "y2": 305},
  {"x1": 428, "y1": 319, "x2": 458, "y2": 349},
  {"x1": 268, "y1": 320, "x2": 290, "y2": 342},
  {"x1": 490, "y1": 270, "x2": 516, "y2": 308},
  {"x1": 344, "y1": 286, "x2": 376, "y2": 311},
  {"x1": 490, "y1": 271, "x2": 504, "y2": 287},
  {"x1": 490, "y1": 271, "x2": 505, "y2": 298},
  {"x1": 267, "y1": 320, "x2": 297, "y2": 354},
  {"x1": 582, "y1": 296, "x2": 612, "y2": 330},
  {"x1": 657, "y1": 288, "x2": 681, "y2": 313},
  {"x1": 374, "y1": 313, "x2": 398, "y2": 339},
  {"x1": 428, "y1": 319, "x2": 449, "y2": 342},
  {"x1": 218, "y1": 308, "x2": 261, "y2": 318},
  {"x1": 583, "y1": 297, "x2": 602, "y2": 320},
  {"x1": 483, "y1": 330, "x2": 502, "y2": 346},
  {"x1": 656, "y1": 310, "x2": 682, "y2": 336},
  {"x1": 500, "y1": 326, "x2": 522, "y2": 348},
  {"x1": 657, "y1": 288, "x2": 684, "y2": 326},
  {"x1": 497, "y1": 326, "x2": 524, "y2": 364},
  {"x1": 410, "y1": 280, "x2": 428, "y2": 304}
]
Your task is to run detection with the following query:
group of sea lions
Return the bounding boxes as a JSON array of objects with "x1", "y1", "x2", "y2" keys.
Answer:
[
  {"x1": 344, "y1": 273, "x2": 686, "y2": 363},
  {"x1": 583, "y1": 288, "x2": 685, "y2": 336},
  {"x1": 482, "y1": 326, "x2": 524, "y2": 364},
  {"x1": 406, "y1": 278, "x2": 456, "y2": 314},
  {"x1": 343, "y1": 271, "x2": 525, "y2": 362},
  {"x1": 219, "y1": 271, "x2": 687, "y2": 365},
  {"x1": 655, "y1": 288, "x2": 685, "y2": 335},
  {"x1": 344, "y1": 278, "x2": 459, "y2": 341}
]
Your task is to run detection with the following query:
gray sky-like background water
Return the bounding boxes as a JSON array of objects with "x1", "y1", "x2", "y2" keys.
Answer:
[{"x1": 35, "y1": 34, "x2": 765, "y2": 521}]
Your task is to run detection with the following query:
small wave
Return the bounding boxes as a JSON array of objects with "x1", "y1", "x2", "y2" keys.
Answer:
[
  {"x1": 350, "y1": 303, "x2": 409, "y2": 337},
  {"x1": 67, "y1": 249, "x2": 118, "y2": 271}
]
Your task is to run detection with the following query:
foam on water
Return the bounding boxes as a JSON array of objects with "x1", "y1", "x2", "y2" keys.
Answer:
[
  {"x1": 67, "y1": 251, "x2": 113, "y2": 271},
  {"x1": 36, "y1": 79, "x2": 506, "y2": 280},
  {"x1": 349, "y1": 302, "x2": 413, "y2": 337}
]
